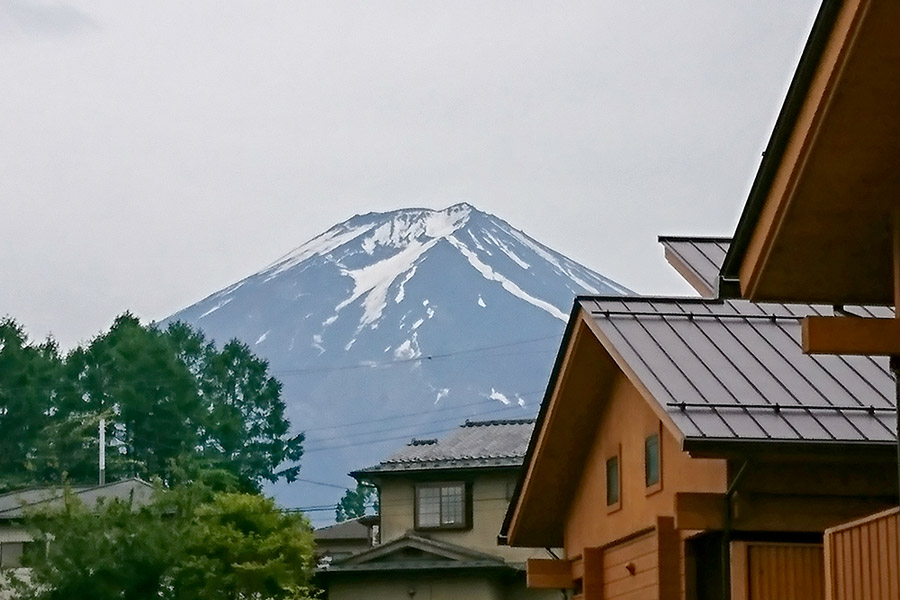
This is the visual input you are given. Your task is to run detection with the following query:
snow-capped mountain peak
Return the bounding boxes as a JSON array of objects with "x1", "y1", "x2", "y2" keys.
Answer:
[{"x1": 164, "y1": 203, "x2": 630, "y2": 519}]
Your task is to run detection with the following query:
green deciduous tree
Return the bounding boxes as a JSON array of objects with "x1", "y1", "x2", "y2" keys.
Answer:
[
  {"x1": 0, "y1": 318, "x2": 63, "y2": 490},
  {"x1": 335, "y1": 482, "x2": 378, "y2": 522},
  {"x1": 8, "y1": 484, "x2": 317, "y2": 600},
  {"x1": 0, "y1": 314, "x2": 303, "y2": 493},
  {"x1": 171, "y1": 493, "x2": 317, "y2": 599}
]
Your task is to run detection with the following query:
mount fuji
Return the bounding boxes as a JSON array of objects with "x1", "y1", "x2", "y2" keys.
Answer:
[{"x1": 164, "y1": 203, "x2": 630, "y2": 522}]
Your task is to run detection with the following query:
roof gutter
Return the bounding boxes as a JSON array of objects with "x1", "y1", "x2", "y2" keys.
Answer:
[
  {"x1": 683, "y1": 436, "x2": 898, "y2": 460},
  {"x1": 719, "y1": 0, "x2": 844, "y2": 297}
]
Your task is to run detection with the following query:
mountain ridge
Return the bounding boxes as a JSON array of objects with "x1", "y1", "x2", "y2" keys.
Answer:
[{"x1": 164, "y1": 203, "x2": 630, "y2": 522}]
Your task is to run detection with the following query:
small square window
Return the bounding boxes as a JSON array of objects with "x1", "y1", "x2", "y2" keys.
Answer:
[
  {"x1": 645, "y1": 433, "x2": 660, "y2": 487},
  {"x1": 0, "y1": 541, "x2": 27, "y2": 569},
  {"x1": 416, "y1": 483, "x2": 467, "y2": 529},
  {"x1": 606, "y1": 455, "x2": 620, "y2": 506}
]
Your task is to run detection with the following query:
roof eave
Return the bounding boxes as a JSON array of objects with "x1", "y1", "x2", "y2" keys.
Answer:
[
  {"x1": 500, "y1": 298, "x2": 596, "y2": 546},
  {"x1": 719, "y1": 0, "x2": 844, "y2": 294},
  {"x1": 683, "y1": 436, "x2": 897, "y2": 460}
]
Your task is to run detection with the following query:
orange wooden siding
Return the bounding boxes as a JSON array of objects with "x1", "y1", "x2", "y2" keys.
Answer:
[
  {"x1": 567, "y1": 517, "x2": 679, "y2": 600},
  {"x1": 564, "y1": 370, "x2": 726, "y2": 556},
  {"x1": 824, "y1": 507, "x2": 899, "y2": 600},
  {"x1": 732, "y1": 542, "x2": 824, "y2": 600},
  {"x1": 602, "y1": 532, "x2": 657, "y2": 599}
]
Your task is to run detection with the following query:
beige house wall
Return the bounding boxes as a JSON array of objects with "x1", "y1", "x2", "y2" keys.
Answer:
[{"x1": 378, "y1": 470, "x2": 546, "y2": 563}]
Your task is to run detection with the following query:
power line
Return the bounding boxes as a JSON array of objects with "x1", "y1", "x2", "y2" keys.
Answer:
[
  {"x1": 0, "y1": 334, "x2": 560, "y2": 392},
  {"x1": 270, "y1": 334, "x2": 561, "y2": 377}
]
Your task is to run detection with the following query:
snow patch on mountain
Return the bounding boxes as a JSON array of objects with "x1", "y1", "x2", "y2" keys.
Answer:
[
  {"x1": 264, "y1": 222, "x2": 377, "y2": 280},
  {"x1": 335, "y1": 239, "x2": 438, "y2": 329},
  {"x1": 489, "y1": 388, "x2": 511, "y2": 405},
  {"x1": 447, "y1": 235, "x2": 567, "y2": 321},
  {"x1": 199, "y1": 298, "x2": 232, "y2": 319}
]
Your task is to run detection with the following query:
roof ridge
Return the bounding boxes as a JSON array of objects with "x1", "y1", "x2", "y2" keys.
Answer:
[{"x1": 462, "y1": 418, "x2": 535, "y2": 427}]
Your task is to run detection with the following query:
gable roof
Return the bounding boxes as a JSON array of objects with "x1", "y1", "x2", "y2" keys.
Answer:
[
  {"x1": 315, "y1": 515, "x2": 378, "y2": 541},
  {"x1": 323, "y1": 532, "x2": 511, "y2": 573},
  {"x1": 0, "y1": 478, "x2": 154, "y2": 519},
  {"x1": 501, "y1": 294, "x2": 896, "y2": 546},
  {"x1": 719, "y1": 0, "x2": 900, "y2": 304},
  {"x1": 353, "y1": 418, "x2": 535, "y2": 477},
  {"x1": 659, "y1": 236, "x2": 730, "y2": 298},
  {"x1": 582, "y1": 296, "x2": 895, "y2": 450}
]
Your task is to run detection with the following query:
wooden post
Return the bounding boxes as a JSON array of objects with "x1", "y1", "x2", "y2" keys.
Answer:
[{"x1": 893, "y1": 211, "x2": 900, "y2": 582}]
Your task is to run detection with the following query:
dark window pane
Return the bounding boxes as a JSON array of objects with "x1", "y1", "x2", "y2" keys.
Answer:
[
  {"x1": 606, "y1": 456, "x2": 619, "y2": 506},
  {"x1": 645, "y1": 434, "x2": 660, "y2": 487}
]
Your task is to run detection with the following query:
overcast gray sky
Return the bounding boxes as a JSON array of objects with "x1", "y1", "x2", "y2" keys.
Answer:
[{"x1": 1, "y1": 1, "x2": 820, "y2": 349}]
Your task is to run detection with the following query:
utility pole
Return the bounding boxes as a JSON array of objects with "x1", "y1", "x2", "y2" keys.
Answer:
[{"x1": 99, "y1": 417, "x2": 106, "y2": 486}]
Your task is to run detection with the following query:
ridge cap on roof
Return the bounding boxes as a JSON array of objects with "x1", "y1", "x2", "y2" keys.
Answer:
[
  {"x1": 462, "y1": 418, "x2": 535, "y2": 427},
  {"x1": 577, "y1": 294, "x2": 726, "y2": 304},
  {"x1": 657, "y1": 235, "x2": 733, "y2": 243}
]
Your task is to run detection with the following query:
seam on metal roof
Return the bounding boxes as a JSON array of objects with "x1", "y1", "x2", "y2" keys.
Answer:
[{"x1": 581, "y1": 297, "x2": 896, "y2": 445}]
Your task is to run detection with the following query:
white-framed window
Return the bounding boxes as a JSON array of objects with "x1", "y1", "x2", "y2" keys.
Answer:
[{"x1": 415, "y1": 482, "x2": 468, "y2": 529}]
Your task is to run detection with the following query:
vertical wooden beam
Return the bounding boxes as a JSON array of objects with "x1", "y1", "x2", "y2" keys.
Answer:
[
  {"x1": 582, "y1": 547, "x2": 603, "y2": 600},
  {"x1": 892, "y1": 210, "x2": 900, "y2": 590},
  {"x1": 657, "y1": 517, "x2": 681, "y2": 600},
  {"x1": 894, "y1": 212, "x2": 900, "y2": 314},
  {"x1": 730, "y1": 542, "x2": 749, "y2": 600}
]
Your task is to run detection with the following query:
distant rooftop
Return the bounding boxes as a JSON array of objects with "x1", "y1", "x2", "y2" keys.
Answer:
[
  {"x1": 0, "y1": 478, "x2": 154, "y2": 519},
  {"x1": 353, "y1": 418, "x2": 535, "y2": 476},
  {"x1": 315, "y1": 515, "x2": 378, "y2": 541}
]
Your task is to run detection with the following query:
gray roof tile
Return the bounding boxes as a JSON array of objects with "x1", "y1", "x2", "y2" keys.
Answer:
[{"x1": 354, "y1": 419, "x2": 534, "y2": 475}]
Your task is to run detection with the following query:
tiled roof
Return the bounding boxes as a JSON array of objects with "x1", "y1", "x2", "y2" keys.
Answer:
[
  {"x1": 324, "y1": 532, "x2": 512, "y2": 573},
  {"x1": 353, "y1": 419, "x2": 534, "y2": 475},
  {"x1": 583, "y1": 296, "x2": 896, "y2": 447},
  {"x1": 659, "y1": 236, "x2": 730, "y2": 297}
]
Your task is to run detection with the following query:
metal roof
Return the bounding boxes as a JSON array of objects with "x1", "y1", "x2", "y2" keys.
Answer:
[
  {"x1": 315, "y1": 516, "x2": 376, "y2": 541},
  {"x1": 658, "y1": 236, "x2": 730, "y2": 298},
  {"x1": 582, "y1": 296, "x2": 896, "y2": 446},
  {"x1": 354, "y1": 418, "x2": 534, "y2": 475},
  {"x1": 0, "y1": 478, "x2": 154, "y2": 519}
]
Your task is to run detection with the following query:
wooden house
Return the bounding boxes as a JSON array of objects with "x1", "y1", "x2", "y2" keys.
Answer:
[
  {"x1": 499, "y1": 237, "x2": 898, "y2": 600},
  {"x1": 717, "y1": 0, "x2": 900, "y2": 596},
  {"x1": 319, "y1": 419, "x2": 557, "y2": 600}
]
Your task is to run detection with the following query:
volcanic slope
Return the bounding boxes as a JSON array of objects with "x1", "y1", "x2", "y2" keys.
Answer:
[{"x1": 165, "y1": 203, "x2": 631, "y2": 521}]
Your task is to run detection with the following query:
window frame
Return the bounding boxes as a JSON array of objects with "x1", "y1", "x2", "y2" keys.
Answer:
[
  {"x1": 414, "y1": 481, "x2": 471, "y2": 531},
  {"x1": 605, "y1": 445, "x2": 622, "y2": 513},
  {"x1": 644, "y1": 422, "x2": 663, "y2": 496},
  {"x1": 0, "y1": 541, "x2": 28, "y2": 570}
]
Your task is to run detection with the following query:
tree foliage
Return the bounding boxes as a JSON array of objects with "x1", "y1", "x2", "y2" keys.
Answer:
[
  {"x1": 335, "y1": 482, "x2": 378, "y2": 522},
  {"x1": 0, "y1": 314, "x2": 303, "y2": 492},
  {"x1": 7, "y1": 484, "x2": 317, "y2": 600}
]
